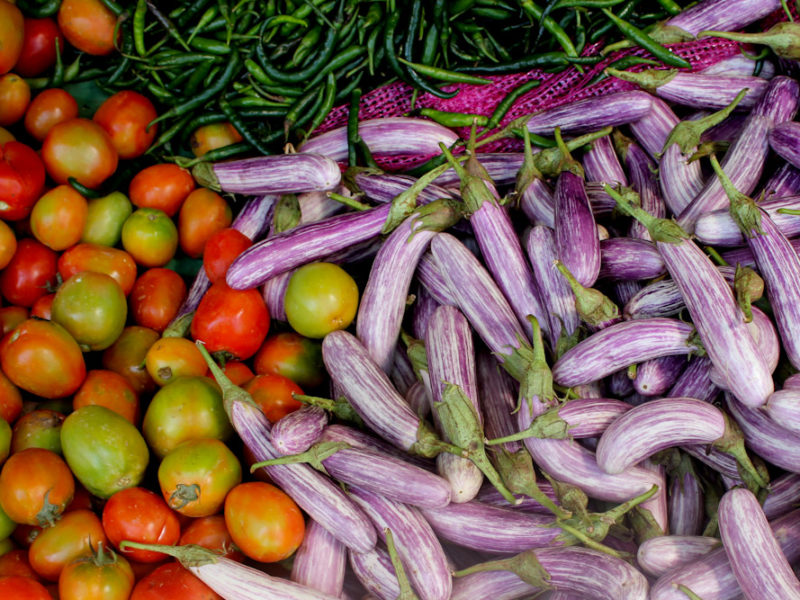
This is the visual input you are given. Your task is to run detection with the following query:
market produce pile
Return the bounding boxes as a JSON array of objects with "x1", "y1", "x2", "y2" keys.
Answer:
[{"x1": 3, "y1": 0, "x2": 800, "y2": 599}]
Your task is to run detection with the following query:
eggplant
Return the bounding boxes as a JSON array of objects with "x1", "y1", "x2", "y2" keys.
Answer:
[
  {"x1": 555, "y1": 397, "x2": 632, "y2": 439},
  {"x1": 763, "y1": 472, "x2": 800, "y2": 520},
  {"x1": 261, "y1": 270, "x2": 292, "y2": 322},
  {"x1": 700, "y1": 53, "x2": 775, "y2": 78},
  {"x1": 521, "y1": 91, "x2": 653, "y2": 135},
  {"x1": 290, "y1": 519, "x2": 346, "y2": 597},
  {"x1": 765, "y1": 389, "x2": 800, "y2": 435},
  {"x1": 668, "y1": 456, "x2": 706, "y2": 536},
  {"x1": 652, "y1": 0, "x2": 782, "y2": 40},
  {"x1": 599, "y1": 237, "x2": 667, "y2": 281},
  {"x1": 695, "y1": 194, "x2": 800, "y2": 246},
  {"x1": 271, "y1": 405, "x2": 327, "y2": 456},
  {"x1": 615, "y1": 132, "x2": 665, "y2": 240},
  {"x1": 761, "y1": 162, "x2": 800, "y2": 199},
  {"x1": 348, "y1": 545, "x2": 402, "y2": 600},
  {"x1": 433, "y1": 153, "x2": 525, "y2": 188},
  {"x1": 520, "y1": 177, "x2": 555, "y2": 227},
  {"x1": 637, "y1": 535, "x2": 721, "y2": 577},
  {"x1": 415, "y1": 252, "x2": 458, "y2": 307},
  {"x1": 354, "y1": 172, "x2": 457, "y2": 206},
  {"x1": 632, "y1": 355, "x2": 687, "y2": 396},
  {"x1": 583, "y1": 134, "x2": 627, "y2": 189}
]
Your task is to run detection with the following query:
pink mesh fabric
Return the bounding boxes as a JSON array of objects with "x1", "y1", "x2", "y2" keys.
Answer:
[{"x1": 314, "y1": 5, "x2": 790, "y2": 172}]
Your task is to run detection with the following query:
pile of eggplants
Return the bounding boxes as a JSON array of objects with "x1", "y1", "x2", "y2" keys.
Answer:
[{"x1": 169, "y1": 2, "x2": 800, "y2": 598}]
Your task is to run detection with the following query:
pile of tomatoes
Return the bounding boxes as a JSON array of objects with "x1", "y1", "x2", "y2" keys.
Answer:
[{"x1": 0, "y1": 1, "x2": 365, "y2": 598}]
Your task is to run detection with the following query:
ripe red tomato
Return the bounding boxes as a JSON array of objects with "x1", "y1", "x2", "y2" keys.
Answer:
[
  {"x1": 224, "y1": 481, "x2": 305, "y2": 563},
  {"x1": 0, "y1": 447, "x2": 74, "y2": 526},
  {"x1": 28, "y1": 508, "x2": 107, "y2": 581},
  {"x1": 93, "y1": 90, "x2": 158, "y2": 159},
  {"x1": 0, "y1": 219, "x2": 16, "y2": 270},
  {"x1": 128, "y1": 163, "x2": 194, "y2": 217},
  {"x1": 191, "y1": 282, "x2": 270, "y2": 360},
  {"x1": 57, "y1": 0, "x2": 118, "y2": 56},
  {"x1": 129, "y1": 561, "x2": 222, "y2": 600},
  {"x1": 0, "y1": 575, "x2": 51, "y2": 599},
  {"x1": 178, "y1": 188, "x2": 232, "y2": 259},
  {"x1": 0, "y1": 549, "x2": 38, "y2": 578},
  {"x1": 245, "y1": 374, "x2": 304, "y2": 423},
  {"x1": 29, "y1": 292, "x2": 54, "y2": 319},
  {"x1": 0, "y1": 306, "x2": 28, "y2": 337},
  {"x1": 0, "y1": 318, "x2": 86, "y2": 398},
  {"x1": 0, "y1": 368, "x2": 23, "y2": 424},
  {"x1": 0, "y1": 238, "x2": 57, "y2": 307},
  {"x1": 207, "y1": 360, "x2": 253, "y2": 387},
  {"x1": 16, "y1": 17, "x2": 64, "y2": 78},
  {"x1": 102, "y1": 487, "x2": 181, "y2": 564},
  {"x1": 178, "y1": 515, "x2": 245, "y2": 562},
  {"x1": 202, "y1": 228, "x2": 252, "y2": 285},
  {"x1": 24, "y1": 88, "x2": 79, "y2": 141},
  {"x1": 129, "y1": 268, "x2": 187, "y2": 332},
  {"x1": 0, "y1": 73, "x2": 31, "y2": 127},
  {"x1": 42, "y1": 118, "x2": 118, "y2": 188},
  {"x1": 0, "y1": 3, "x2": 24, "y2": 76},
  {"x1": 0, "y1": 140, "x2": 46, "y2": 221}
]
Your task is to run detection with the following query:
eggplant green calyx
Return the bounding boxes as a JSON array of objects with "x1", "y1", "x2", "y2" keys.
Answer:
[
  {"x1": 485, "y1": 405, "x2": 571, "y2": 445},
  {"x1": 196, "y1": 341, "x2": 258, "y2": 417},
  {"x1": 555, "y1": 260, "x2": 620, "y2": 327},
  {"x1": 611, "y1": 128, "x2": 634, "y2": 162},
  {"x1": 385, "y1": 528, "x2": 420, "y2": 600},
  {"x1": 453, "y1": 549, "x2": 553, "y2": 590},
  {"x1": 249, "y1": 441, "x2": 350, "y2": 475},
  {"x1": 603, "y1": 183, "x2": 689, "y2": 244},
  {"x1": 662, "y1": 88, "x2": 748, "y2": 155},
  {"x1": 120, "y1": 541, "x2": 218, "y2": 568},
  {"x1": 500, "y1": 317, "x2": 557, "y2": 415},
  {"x1": 699, "y1": 22, "x2": 800, "y2": 60},
  {"x1": 293, "y1": 393, "x2": 364, "y2": 427},
  {"x1": 710, "y1": 154, "x2": 765, "y2": 238},
  {"x1": 605, "y1": 67, "x2": 678, "y2": 91},
  {"x1": 515, "y1": 127, "x2": 544, "y2": 199},
  {"x1": 712, "y1": 411, "x2": 770, "y2": 492},
  {"x1": 191, "y1": 162, "x2": 221, "y2": 192},
  {"x1": 734, "y1": 265, "x2": 764, "y2": 323},
  {"x1": 406, "y1": 199, "x2": 464, "y2": 241},
  {"x1": 438, "y1": 141, "x2": 498, "y2": 216},
  {"x1": 553, "y1": 127, "x2": 584, "y2": 178},
  {"x1": 410, "y1": 420, "x2": 466, "y2": 459},
  {"x1": 491, "y1": 448, "x2": 572, "y2": 520}
]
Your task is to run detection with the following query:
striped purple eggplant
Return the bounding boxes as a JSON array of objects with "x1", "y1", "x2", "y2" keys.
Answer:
[
  {"x1": 551, "y1": 318, "x2": 700, "y2": 387},
  {"x1": 608, "y1": 68, "x2": 767, "y2": 110},
  {"x1": 766, "y1": 388, "x2": 800, "y2": 438},
  {"x1": 681, "y1": 443, "x2": 742, "y2": 481},
  {"x1": 762, "y1": 162, "x2": 800, "y2": 200},
  {"x1": 652, "y1": 0, "x2": 782, "y2": 40},
  {"x1": 475, "y1": 481, "x2": 560, "y2": 514},
  {"x1": 785, "y1": 373, "x2": 800, "y2": 391},
  {"x1": 720, "y1": 235, "x2": 800, "y2": 269},
  {"x1": 596, "y1": 397, "x2": 726, "y2": 474},
  {"x1": 433, "y1": 153, "x2": 524, "y2": 188},
  {"x1": 719, "y1": 487, "x2": 800, "y2": 599},
  {"x1": 555, "y1": 398, "x2": 632, "y2": 439},
  {"x1": 677, "y1": 76, "x2": 799, "y2": 231},
  {"x1": 290, "y1": 519, "x2": 346, "y2": 597},
  {"x1": 226, "y1": 203, "x2": 390, "y2": 290},
  {"x1": 319, "y1": 424, "x2": 432, "y2": 470},
  {"x1": 614, "y1": 132, "x2": 665, "y2": 240},
  {"x1": 193, "y1": 153, "x2": 341, "y2": 195},
  {"x1": 356, "y1": 199, "x2": 461, "y2": 373},
  {"x1": 520, "y1": 91, "x2": 652, "y2": 136},
  {"x1": 321, "y1": 330, "x2": 452, "y2": 458},
  {"x1": 585, "y1": 181, "x2": 622, "y2": 215},
  {"x1": 390, "y1": 343, "x2": 417, "y2": 397},
  {"x1": 764, "y1": 472, "x2": 800, "y2": 520},
  {"x1": 583, "y1": 134, "x2": 627, "y2": 188},
  {"x1": 635, "y1": 459, "x2": 667, "y2": 534},
  {"x1": 637, "y1": 536, "x2": 720, "y2": 577},
  {"x1": 411, "y1": 284, "x2": 441, "y2": 340},
  {"x1": 608, "y1": 369, "x2": 635, "y2": 397},
  {"x1": 651, "y1": 508, "x2": 800, "y2": 600},
  {"x1": 347, "y1": 486, "x2": 452, "y2": 600},
  {"x1": 633, "y1": 355, "x2": 687, "y2": 396},
  {"x1": 271, "y1": 405, "x2": 327, "y2": 456},
  {"x1": 348, "y1": 545, "x2": 402, "y2": 600},
  {"x1": 519, "y1": 176, "x2": 555, "y2": 227},
  {"x1": 415, "y1": 251, "x2": 457, "y2": 307},
  {"x1": 299, "y1": 117, "x2": 459, "y2": 162},
  {"x1": 553, "y1": 260, "x2": 623, "y2": 331},
  {"x1": 701, "y1": 53, "x2": 776, "y2": 77},
  {"x1": 354, "y1": 172, "x2": 457, "y2": 206},
  {"x1": 668, "y1": 456, "x2": 706, "y2": 536},
  {"x1": 695, "y1": 194, "x2": 800, "y2": 246},
  {"x1": 598, "y1": 237, "x2": 667, "y2": 281},
  {"x1": 450, "y1": 570, "x2": 539, "y2": 600},
  {"x1": 260, "y1": 270, "x2": 291, "y2": 322},
  {"x1": 770, "y1": 120, "x2": 800, "y2": 169},
  {"x1": 296, "y1": 188, "x2": 347, "y2": 224}
]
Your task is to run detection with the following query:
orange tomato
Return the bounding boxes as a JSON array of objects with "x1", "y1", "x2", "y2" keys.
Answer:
[
  {"x1": 28, "y1": 509, "x2": 107, "y2": 581},
  {"x1": 29, "y1": 292, "x2": 54, "y2": 320},
  {"x1": 73, "y1": 369, "x2": 139, "y2": 425},
  {"x1": 0, "y1": 369, "x2": 22, "y2": 424},
  {"x1": 101, "y1": 325, "x2": 159, "y2": 396},
  {"x1": 41, "y1": 118, "x2": 118, "y2": 188},
  {"x1": 0, "y1": 447, "x2": 74, "y2": 526},
  {"x1": 24, "y1": 88, "x2": 79, "y2": 141},
  {"x1": 178, "y1": 189, "x2": 232, "y2": 258},
  {"x1": 244, "y1": 374, "x2": 303, "y2": 423},
  {"x1": 190, "y1": 122, "x2": 243, "y2": 157},
  {"x1": 29, "y1": 184, "x2": 88, "y2": 251},
  {"x1": 0, "y1": 73, "x2": 30, "y2": 127},
  {"x1": 0, "y1": 219, "x2": 16, "y2": 270},
  {"x1": 129, "y1": 268, "x2": 187, "y2": 332},
  {"x1": 128, "y1": 163, "x2": 194, "y2": 217},
  {"x1": 0, "y1": 2, "x2": 24, "y2": 75},
  {"x1": 57, "y1": 0, "x2": 118, "y2": 55},
  {"x1": 179, "y1": 514, "x2": 245, "y2": 562},
  {"x1": 144, "y1": 337, "x2": 208, "y2": 387},
  {"x1": 93, "y1": 90, "x2": 158, "y2": 159},
  {"x1": 57, "y1": 242, "x2": 137, "y2": 296}
]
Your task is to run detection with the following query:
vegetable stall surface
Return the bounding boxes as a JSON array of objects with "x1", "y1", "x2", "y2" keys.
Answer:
[{"x1": 3, "y1": 0, "x2": 800, "y2": 599}]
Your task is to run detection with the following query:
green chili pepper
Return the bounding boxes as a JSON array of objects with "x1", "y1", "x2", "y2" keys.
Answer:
[
  {"x1": 553, "y1": 0, "x2": 625, "y2": 7},
  {"x1": 219, "y1": 97, "x2": 276, "y2": 155},
  {"x1": 302, "y1": 72, "x2": 337, "y2": 142},
  {"x1": 291, "y1": 25, "x2": 322, "y2": 66},
  {"x1": 16, "y1": 0, "x2": 62, "y2": 18},
  {"x1": 68, "y1": 178, "x2": 104, "y2": 200},
  {"x1": 133, "y1": 0, "x2": 148, "y2": 56},
  {"x1": 397, "y1": 58, "x2": 492, "y2": 85},
  {"x1": 519, "y1": 0, "x2": 579, "y2": 57},
  {"x1": 256, "y1": 17, "x2": 337, "y2": 84},
  {"x1": 180, "y1": 141, "x2": 254, "y2": 167},
  {"x1": 601, "y1": 8, "x2": 691, "y2": 69},
  {"x1": 145, "y1": 0, "x2": 191, "y2": 51},
  {"x1": 655, "y1": 0, "x2": 682, "y2": 15},
  {"x1": 176, "y1": 0, "x2": 214, "y2": 27},
  {"x1": 333, "y1": 68, "x2": 364, "y2": 104},
  {"x1": 485, "y1": 78, "x2": 541, "y2": 130},
  {"x1": 419, "y1": 108, "x2": 489, "y2": 128},
  {"x1": 284, "y1": 85, "x2": 323, "y2": 138},
  {"x1": 48, "y1": 37, "x2": 65, "y2": 88},
  {"x1": 347, "y1": 87, "x2": 361, "y2": 167},
  {"x1": 188, "y1": 36, "x2": 231, "y2": 54}
]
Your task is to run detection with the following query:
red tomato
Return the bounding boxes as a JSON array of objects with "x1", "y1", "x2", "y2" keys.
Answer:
[
  {"x1": 0, "y1": 306, "x2": 28, "y2": 337},
  {"x1": 0, "y1": 219, "x2": 16, "y2": 270},
  {"x1": 57, "y1": 0, "x2": 118, "y2": 56},
  {"x1": 144, "y1": 336, "x2": 207, "y2": 387},
  {"x1": 191, "y1": 282, "x2": 270, "y2": 361},
  {"x1": 72, "y1": 369, "x2": 139, "y2": 425},
  {"x1": 245, "y1": 374, "x2": 303, "y2": 423},
  {"x1": 0, "y1": 368, "x2": 23, "y2": 424},
  {"x1": 0, "y1": 575, "x2": 51, "y2": 599},
  {"x1": 0, "y1": 238, "x2": 57, "y2": 307},
  {"x1": 29, "y1": 184, "x2": 88, "y2": 251},
  {"x1": 0, "y1": 318, "x2": 86, "y2": 399},
  {"x1": 16, "y1": 17, "x2": 64, "y2": 78},
  {"x1": 0, "y1": 141, "x2": 46, "y2": 221},
  {"x1": 202, "y1": 228, "x2": 252, "y2": 285},
  {"x1": 129, "y1": 268, "x2": 187, "y2": 332},
  {"x1": 224, "y1": 481, "x2": 305, "y2": 563},
  {"x1": 0, "y1": 73, "x2": 31, "y2": 127},
  {"x1": 178, "y1": 515, "x2": 245, "y2": 562},
  {"x1": 58, "y1": 242, "x2": 137, "y2": 296},
  {"x1": 177, "y1": 189, "x2": 232, "y2": 259},
  {"x1": 207, "y1": 360, "x2": 253, "y2": 387},
  {"x1": 0, "y1": 549, "x2": 38, "y2": 579},
  {"x1": 58, "y1": 542, "x2": 135, "y2": 600},
  {"x1": 0, "y1": 3, "x2": 24, "y2": 76},
  {"x1": 28, "y1": 509, "x2": 107, "y2": 581},
  {"x1": 30, "y1": 292, "x2": 54, "y2": 320},
  {"x1": 24, "y1": 88, "x2": 78, "y2": 141},
  {"x1": 0, "y1": 447, "x2": 74, "y2": 526},
  {"x1": 102, "y1": 487, "x2": 181, "y2": 564},
  {"x1": 93, "y1": 90, "x2": 158, "y2": 159},
  {"x1": 128, "y1": 163, "x2": 194, "y2": 217},
  {"x1": 129, "y1": 562, "x2": 222, "y2": 600},
  {"x1": 41, "y1": 118, "x2": 118, "y2": 188},
  {"x1": 101, "y1": 325, "x2": 159, "y2": 396}
]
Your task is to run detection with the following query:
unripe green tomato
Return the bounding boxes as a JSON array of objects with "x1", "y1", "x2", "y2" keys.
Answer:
[
  {"x1": 0, "y1": 418, "x2": 9, "y2": 465},
  {"x1": 82, "y1": 191, "x2": 133, "y2": 246},
  {"x1": 284, "y1": 262, "x2": 359, "y2": 339}
]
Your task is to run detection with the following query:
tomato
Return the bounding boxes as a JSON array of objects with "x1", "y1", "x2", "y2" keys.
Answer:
[
  {"x1": 0, "y1": 306, "x2": 27, "y2": 337},
  {"x1": 0, "y1": 128, "x2": 13, "y2": 144},
  {"x1": 253, "y1": 332, "x2": 325, "y2": 388},
  {"x1": 0, "y1": 418, "x2": 9, "y2": 465},
  {"x1": 51, "y1": 271, "x2": 127, "y2": 351},
  {"x1": 58, "y1": 542, "x2": 134, "y2": 600},
  {"x1": 42, "y1": 118, "x2": 118, "y2": 188},
  {"x1": 0, "y1": 220, "x2": 16, "y2": 272},
  {"x1": 144, "y1": 337, "x2": 207, "y2": 387},
  {"x1": 24, "y1": 88, "x2": 78, "y2": 141},
  {"x1": 93, "y1": 91, "x2": 158, "y2": 159},
  {"x1": 29, "y1": 184, "x2": 88, "y2": 251},
  {"x1": 0, "y1": 448, "x2": 74, "y2": 526},
  {"x1": 177, "y1": 189, "x2": 232, "y2": 258},
  {"x1": 0, "y1": 73, "x2": 30, "y2": 127},
  {"x1": 190, "y1": 122, "x2": 243, "y2": 157},
  {"x1": 245, "y1": 374, "x2": 303, "y2": 423},
  {"x1": 284, "y1": 262, "x2": 359, "y2": 339},
  {"x1": 0, "y1": 369, "x2": 22, "y2": 424},
  {"x1": 58, "y1": 242, "x2": 137, "y2": 296},
  {"x1": 129, "y1": 268, "x2": 187, "y2": 333},
  {"x1": 0, "y1": 141, "x2": 46, "y2": 221},
  {"x1": 208, "y1": 360, "x2": 253, "y2": 387},
  {"x1": 73, "y1": 369, "x2": 139, "y2": 425},
  {"x1": 101, "y1": 326, "x2": 158, "y2": 395},
  {"x1": 102, "y1": 487, "x2": 181, "y2": 564},
  {"x1": 0, "y1": 318, "x2": 85, "y2": 398},
  {"x1": 0, "y1": 238, "x2": 57, "y2": 307},
  {"x1": 61, "y1": 405, "x2": 149, "y2": 498},
  {"x1": 121, "y1": 207, "x2": 178, "y2": 267},
  {"x1": 16, "y1": 17, "x2": 64, "y2": 78},
  {"x1": 0, "y1": 2, "x2": 24, "y2": 75},
  {"x1": 28, "y1": 509, "x2": 107, "y2": 581},
  {"x1": 0, "y1": 549, "x2": 38, "y2": 579},
  {"x1": 82, "y1": 191, "x2": 132, "y2": 247},
  {"x1": 224, "y1": 481, "x2": 305, "y2": 563},
  {"x1": 202, "y1": 228, "x2": 252, "y2": 285},
  {"x1": 178, "y1": 515, "x2": 244, "y2": 562},
  {"x1": 29, "y1": 292, "x2": 54, "y2": 320},
  {"x1": 158, "y1": 438, "x2": 242, "y2": 518},
  {"x1": 128, "y1": 163, "x2": 194, "y2": 218},
  {"x1": 130, "y1": 561, "x2": 222, "y2": 600},
  {"x1": 191, "y1": 283, "x2": 270, "y2": 361},
  {"x1": 0, "y1": 575, "x2": 51, "y2": 599},
  {"x1": 9, "y1": 409, "x2": 64, "y2": 454},
  {"x1": 141, "y1": 375, "x2": 232, "y2": 459},
  {"x1": 57, "y1": 0, "x2": 118, "y2": 56}
]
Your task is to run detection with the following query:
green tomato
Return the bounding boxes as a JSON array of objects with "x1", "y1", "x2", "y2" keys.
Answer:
[
  {"x1": 61, "y1": 405, "x2": 150, "y2": 499},
  {"x1": 0, "y1": 418, "x2": 9, "y2": 465},
  {"x1": 51, "y1": 271, "x2": 127, "y2": 352},
  {"x1": 10, "y1": 409, "x2": 64, "y2": 454},
  {"x1": 284, "y1": 262, "x2": 359, "y2": 339},
  {"x1": 142, "y1": 376, "x2": 233, "y2": 459},
  {"x1": 0, "y1": 502, "x2": 14, "y2": 541},
  {"x1": 82, "y1": 191, "x2": 133, "y2": 246}
]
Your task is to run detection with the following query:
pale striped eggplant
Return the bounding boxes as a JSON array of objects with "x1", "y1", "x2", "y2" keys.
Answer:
[
  {"x1": 555, "y1": 397, "x2": 632, "y2": 439},
  {"x1": 583, "y1": 134, "x2": 628, "y2": 188},
  {"x1": 765, "y1": 389, "x2": 800, "y2": 435},
  {"x1": 519, "y1": 176, "x2": 555, "y2": 227},
  {"x1": 785, "y1": 373, "x2": 800, "y2": 390},
  {"x1": 700, "y1": 53, "x2": 775, "y2": 78},
  {"x1": 695, "y1": 194, "x2": 800, "y2": 246},
  {"x1": 522, "y1": 91, "x2": 653, "y2": 135},
  {"x1": 290, "y1": 519, "x2": 346, "y2": 597},
  {"x1": 652, "y1": 0, "x2": 782, "y2": 40},
  {"x1": 637, "y1": 536, "x2": 721, "y2": 577},
  {"x1": 261, "y1": 270, "x2": 292, "y2": 322},
  {"x1": 271, "y1": 405, "x2": 327, "y2": 456},
  {"x1": 475, "y1": 482, "x2": 560, "y2": 514},
  {"x1": 433, "y1": 153, "x2": 524, "y2": 188},
  {"x1": 763, "y1": 472, "x2": 800, "y2": 519},
  {"x1": 598, "y1": 237, "x2": 667, "y2": 281},
  {"x1": 633, "y1": 355, "x2": 687, "y2": 396},
  {"x1": 585, "y1": 181, "x2": 620, "y2": 215},
  {"x1": 761, "y1": 162, "x2": 800, "y2": 199},
  {"x1": 450, "y1": 570, "x2": 538, "y2": 600},
  {"x1": 348, "y1": 545, "x2": 401, "y2": 600},
  {"x1": 415, "y1": 252, "x2": 457, "y2": 306},
  {"x1": 616, "y1": 132, "x2": 665, "y2": 240},
  {"x1": 354, "y1": 172, "x2": 457, "y2": 206},
  {"x1": 390, "y1": 343, "x2": 417, "y2": 397},
  {"x1": 668, "y1": 458, "x2": 706, "y2": 536}
]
